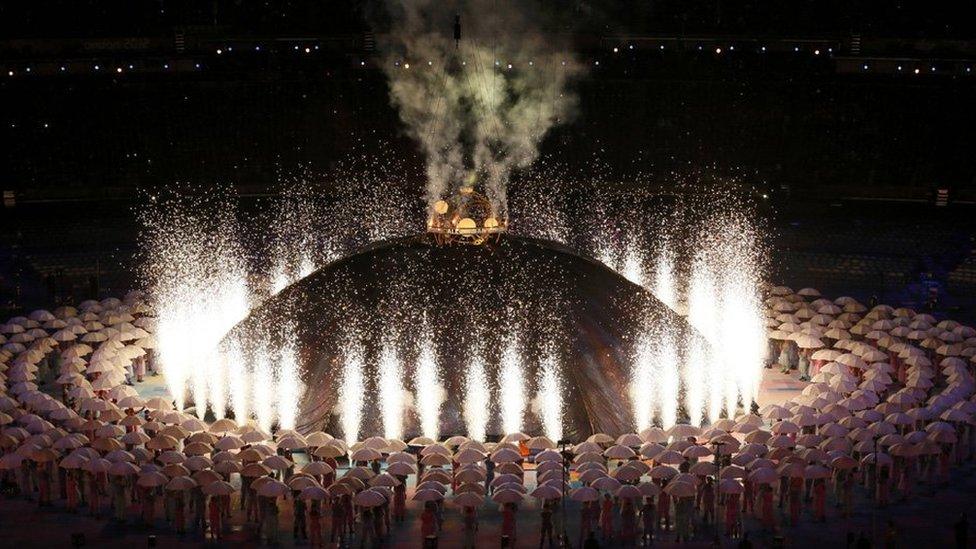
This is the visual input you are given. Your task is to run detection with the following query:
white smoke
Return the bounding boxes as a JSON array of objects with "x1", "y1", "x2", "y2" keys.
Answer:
[{"x1": 381, "y1": 0, "x2": 583, "y2": 215}]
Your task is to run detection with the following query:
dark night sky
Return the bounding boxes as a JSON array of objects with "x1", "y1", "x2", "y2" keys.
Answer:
[{"x1": 2, "y1": 1, "x2": 976, "y2": 39}]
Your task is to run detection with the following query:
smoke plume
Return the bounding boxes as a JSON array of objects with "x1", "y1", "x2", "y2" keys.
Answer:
[{"x1": 380, "y1": 0, "x2": 582, "y2": 216}]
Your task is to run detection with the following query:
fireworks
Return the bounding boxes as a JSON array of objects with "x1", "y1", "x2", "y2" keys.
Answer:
[
  {"x1": 629, "y1": 330, "x2": 657, "y2": 432},
  {"x1": 377, "y1": 339, "x2": 405, "y2": 441},
  {"x1": 208, "y1": 350, "x2": 227, "y2": 420},
  {"x1": 652, "y1": 242, "x2": 678, "y2": 310},
  {"x1": 339, "y1": 341, "x2": 366, "y2": 444},
  {"x1": 537, "y1": 345, "x2": 563, "y2": 443},
  {"x1": 464, "y1": 346, "x2": 490, "y2": 441},
  {"x1": 137, "y1": 162, "x2": 767, "y2": 442},
  {"x1": 713, "y1": 212, "x2": 767, "y2": 414},
  {"x1": 252, "y1": 348, "x2": 276, "y2": 432},
  {"x1": 621, "y1": 242, "x2": 646, "y2": 287},
  {"x1": 499, "y1": 336, "x2": 526, "y2": 436},
  {"x1": 657, "y1": 333, "x2": 681, "y2": 429},
  {"x1": 276, "y1": 328, "x2": 301, "y2": 431},
  {"x1": 339, "y1": 342, "x2": 366, "y2": 444},
  {"x1": 267, "y1": 186, "x2": 325, "y2": 296},
  {"x1": 225, "y1": 338, "x2": 248, "y2": 422},
  {"x1": 413, "y1": 329, "x2": 444, "y2": 440},
  {"x1": 141, "y1": 191, "x2": 251, "y2": 414}
]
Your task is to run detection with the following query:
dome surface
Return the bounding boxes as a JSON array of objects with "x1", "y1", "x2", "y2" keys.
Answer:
[{"x1": 228, "y1": 234, "x2": 704, "y2": 440}]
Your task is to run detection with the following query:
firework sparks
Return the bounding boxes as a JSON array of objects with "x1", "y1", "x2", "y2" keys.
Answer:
[
  {"x1": 208, "y1": 350, "x2": 226, "y2": 420},
  {"x1": 713, "y1": 213, "x2": 767, "y2": 416},
  {"x1": 276, "y1": 329, "x2": 301, "y2": 430},
  {"x1": 225, "y1": 339, "x2": 249, "y2": 422},
  {"x1": 630, "y1": 327, "x2": 657, "y2": 432},
  {"x1": 264, "y1": 182, "x2": 333, "y2": 297},
  {"x1": 537, "y1": 345, "x2": 563, "y2": 442},
  {"x1": 252, "y1": 348, "x2": 276, "y2": 432},
  {"x1": 270, "y1": 268, "x2": 291, "y2": 296},
  {"x1": 464, "y1": 346, "x2": 490, "y2": 441},
  {"x1": 339, "y1": 342, "x2": 366, "y2": 444},
  {"x1": 685, "y1": 254, "x2": 718, "y2": 426},
  {"x1": 298, "y1": 253, "x2": 316, "y2": 279},
  {"x1": 378, "y1": 339, "x2": 405, "y2": 440},
  {"x1": 621, "y1": 242, "x2": 646, "y2": 287},
  {"x1": 658, "y1": 332, "x2": 680, "y2": 429},
  {"x1": 414, "y1": 330, "x2": 444, "y2": 440},
  {"x1": 137, "y1": 161, "x2": 769, "y2": 441},
  {"x1": 142, "y1": 192, "x2": 250, "y2": 414},
  {"x1": 499, "y1": 336, "x2": 526, "y2": 435},
  {"x1": 652, "y1": 242, "x2": 678, "y2": 310}
]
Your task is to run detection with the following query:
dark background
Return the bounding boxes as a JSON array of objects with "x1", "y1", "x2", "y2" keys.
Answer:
[{"x1": 2, "y1": 0, "x2": 976, "y2": 318}]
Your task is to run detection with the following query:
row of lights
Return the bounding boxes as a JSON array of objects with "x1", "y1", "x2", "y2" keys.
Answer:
[
  {"x1": 4, "y1": 42, "x2": 329, "y2": 77},
  {"x1": 610, "y1": 44, "x2": 835, "y2": 55},
  {"x1": 861, "y1": 63, "x2": 972, "y2": 74},
  {"x1": 215, "y1": 44, "x2": 325, "y2": 54},
  {"x1": 6, "y1": 43, "x2": 975, "y2": 77},
  {"x1": 9, "y1": 62, "x2": 973, "y2": 77},
  {"x1": 604, "y1": 42, "x2": 974, "y2": 75},
  {"x1": 605, "y1": 44, "x2": 976, "y2": 75},
  {"x1": 7, "y1": 62, "x2": 201, "y2": 77}
]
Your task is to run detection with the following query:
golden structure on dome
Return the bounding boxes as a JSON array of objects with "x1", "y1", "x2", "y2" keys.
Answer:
[{"x1": 427, "y1": 185, "x2": 507, "y2": 245}]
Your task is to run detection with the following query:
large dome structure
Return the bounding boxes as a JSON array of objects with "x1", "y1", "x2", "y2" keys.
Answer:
[{"x1": 226, "y1": 234, "x2": 707, "y2": 440}]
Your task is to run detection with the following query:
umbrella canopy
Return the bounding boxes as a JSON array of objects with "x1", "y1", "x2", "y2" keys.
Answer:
[
  {"x1": 604, "y1": 445, "x2": 637, "y2": 459},
  {"x1": 719, "y1": 479, "x2": 744, "y2": 494},
  {"x1": 590, "y1": 477, "x2": 622, "y2": 492},
  {"x1": 369, "y1": 473, "x2": 401, "y2": 487},
  {"x1": 263, "y1": 455, "x2": 294, "y2": 471},
  {"x1": 241, "y1": 463, "x2": 272, "y2": 478},
  {"x1": 413, "y1": 489, "x2": 445, "y2": 502},
  {"x1": 191, "y1": 469, "x2": 222, "y2": 486},
  {"x1": 533, "y1": 449, "x2": 562, "y2": 463},
  {"x1": 350, "y1": 447, "x2": 383, "y2": 462},
  {"x1": 384, "y1": 461, "x2": 415, "y2": 476},
  {"x1": 490, "y1": 448, "x2": 522, "y2": 464},
  {"x1": 108, "y1": 461, "x2": 140, "y2": 476},
  {"x1": 527, "y1": 436, "x2": 556, "y2": 450},
  {"x1": 637, "y1": 482, "x2": 660, "y2": 497},
  {"x1": 456, "y1": 482, "x2": 487, "y2": 495},
  {"x1": 490, "y1": 488, "x2": 524, "y2": 504},
  {"x1": 83, "y1": 458, "x2": 112, "y2": 474},
  {"x1": 570, "y1": 486, "x2": 600, "y2": 502},
  {"x1": 59, "y1": 454, "x2": 89, "y2": 469},
  {"x1": 531, "y1": 485, "x2": 563, "y2": 500},
  {"x1": 805, "y1": 465, "x2": 831, "y2": 479},
  {"x1": 649, "y1": 465, "x2": 678, "y2": 480},
  {"x1": 655, "y1": 450, "x2": 685, "y2": 465},
  {"x1": 420, "y1": 453, "x2": 451, "y2": 467},
  {"x1": 453, "y1": 492, "x2": 485, "y2": 507},
  {"x1": 611, "y1": 465, "x2": 644, "y2": 482},
  {"x1": 613, "y1": 484, "x2": 641, "y2": 500},
  {"x1": 353, "y1": 490, "x2": 387, "y2": 507},
  {"x1": 137, "y1": 471, "x2": 170, "y2": 487},
  {"x1": 663, "y1": 481, "x2": 697, "y2": 498},
  {"x1": 422, "y1": 470, "x2": 453, "y2": 485},
  {"x1": 446, "y1": 468, "x2": 482, "y2": 484},
  {"x1": 683, "y1": 445, "x2": 713, "y2": 459},
  {"x1": 293, "y1": 485, "x2": 327, "y2": 500},
  {"x1": 747, "y1": 468, "x2": 778, "y2": 484},
  {"x1": 202, "y1": 480, "x2": 236, "y2": 496},
  {"x1": 256, "y1": 479, "x2": 290, "y2": 497}
]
